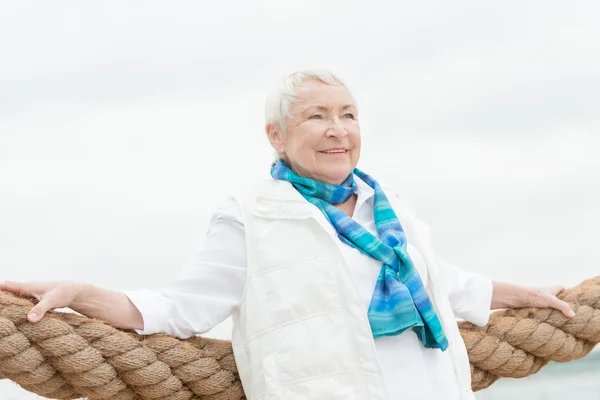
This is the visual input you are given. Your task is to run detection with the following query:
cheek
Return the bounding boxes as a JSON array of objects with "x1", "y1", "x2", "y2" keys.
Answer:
[
  {"x1": 295, "y1": 129, "x2": 322, "y2": 153},
  {"x1": 286, "y1": 134, "x2": 317, "y2": 165},
  {"x1": 350, "y1": 127, "x2": 361, "y2": 148}
]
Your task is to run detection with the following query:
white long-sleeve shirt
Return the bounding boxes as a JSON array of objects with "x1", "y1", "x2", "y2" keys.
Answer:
[{"x1": 125, "y1": 177, "x2": 493, "y2": 399}]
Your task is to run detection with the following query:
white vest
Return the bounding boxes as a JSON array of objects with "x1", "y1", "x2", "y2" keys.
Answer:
[{"x1": 232, "y1": 179, "x2": 475, "y2": 400}]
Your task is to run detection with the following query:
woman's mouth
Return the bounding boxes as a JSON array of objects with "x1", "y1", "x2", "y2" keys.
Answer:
[{"x1": 319, "y1": 149, "x2": 348, "y2": 155}]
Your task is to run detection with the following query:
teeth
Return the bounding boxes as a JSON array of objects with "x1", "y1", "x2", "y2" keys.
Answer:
[{"x1": 323, "y1": 150, "x2": 346, "y2": 153}]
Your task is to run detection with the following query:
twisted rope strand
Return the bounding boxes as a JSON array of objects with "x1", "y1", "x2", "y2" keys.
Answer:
[{"x1": 1, "y1": 276, "x2": 599, "y2": 399}]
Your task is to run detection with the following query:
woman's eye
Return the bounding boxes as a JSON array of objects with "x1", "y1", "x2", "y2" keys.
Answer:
[
  {"x1": 309, "y1": 114, "x2": 323, "y2": 120},
  {"x1": 343, "y1": 113, "x2": 355, "y2": 119}
]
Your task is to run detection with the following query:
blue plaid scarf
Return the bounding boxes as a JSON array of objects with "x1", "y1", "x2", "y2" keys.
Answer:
[{"x1": 271, "y1": 160, "x2": 448, "y2": 350}]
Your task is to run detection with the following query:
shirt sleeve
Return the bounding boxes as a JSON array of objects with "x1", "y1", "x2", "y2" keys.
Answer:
[
  {"x1": 436, "y1": 257, "x2": 493, "y2": 327},
  {"x1": 124, "y1": 197, "x2": 247, "y2": 339}
]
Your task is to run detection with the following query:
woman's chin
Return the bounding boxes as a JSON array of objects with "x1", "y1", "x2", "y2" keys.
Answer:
[{"x1": 321, "y1": 169, "x2": 353, "y2": 185}]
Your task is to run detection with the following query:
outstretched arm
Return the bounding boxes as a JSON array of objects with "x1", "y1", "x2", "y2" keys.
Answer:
[{"x1": 0, "y1": 280, "x2": 144, "y2": 330}]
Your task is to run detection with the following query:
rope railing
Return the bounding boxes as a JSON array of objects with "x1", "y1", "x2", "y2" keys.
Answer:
[{"x1": 1, "y1": 276, "x2": 599, "y2": 399}]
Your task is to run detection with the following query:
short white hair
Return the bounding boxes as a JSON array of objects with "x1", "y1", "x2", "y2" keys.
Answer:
[
  {"x1": 265, "y1": 70, "x2": 350, "y2": 162},
  {"x1": 265, "y1": 70, "x2": 349, "y2": 134}
]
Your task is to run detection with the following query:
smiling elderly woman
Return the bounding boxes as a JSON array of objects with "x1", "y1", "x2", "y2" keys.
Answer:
[{"x1": 1, "y1": 70, "x2": 575, "y2": 400}]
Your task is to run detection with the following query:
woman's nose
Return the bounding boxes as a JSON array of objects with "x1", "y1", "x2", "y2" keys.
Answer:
[{"x1": 325, "y1": 117, "x2": 348, "y2": 138}]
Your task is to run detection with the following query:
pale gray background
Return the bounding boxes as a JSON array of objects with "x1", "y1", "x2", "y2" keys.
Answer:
[{"x1": 1, "y1": 1, "x2": 599, "y2": 399}]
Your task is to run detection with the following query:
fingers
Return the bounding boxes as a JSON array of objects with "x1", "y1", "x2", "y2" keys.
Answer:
[
  {"x1": 0, "y1": 281, "x2": 60, "y2": 323},
  {"x1": 27, "y1": 293, "x2": 57, "y2": 323},
  {"x1": 547, "y1": 295, "x2": 575, "y2": 318},
  {"x1": 0, "y1": 280, "x2": 23, "y2": 294},
  {"x1": 0, "y1": 281, "x2": 35, "y2": 297},
  {"x1": 542, "y1": 285, "x2": 574, "y2": 318},
  {"x1": 526, "y1": 287, "x2": 575, "y2": 318}
]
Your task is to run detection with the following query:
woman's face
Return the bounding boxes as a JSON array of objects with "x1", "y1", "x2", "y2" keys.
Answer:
[{"x1": 267, "y1": 80, "x2": 361, "y2": 185}]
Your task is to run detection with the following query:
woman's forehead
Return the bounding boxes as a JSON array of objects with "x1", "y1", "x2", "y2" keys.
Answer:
[{"x1": 292, "y1": 83, "x2": 355, "y2": 111}]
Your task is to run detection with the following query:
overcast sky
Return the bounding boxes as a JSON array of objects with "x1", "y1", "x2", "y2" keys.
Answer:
[{"x1": 1, "y1": 2, "x2": 599, "y2": 399}]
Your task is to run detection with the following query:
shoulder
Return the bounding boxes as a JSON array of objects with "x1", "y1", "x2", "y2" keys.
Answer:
[
  {"x1": 230, "y1": 178, "x2": 279, "y2": 210},
  {"x1": 210, "y1": 196, "x2": 243, "y2": 223},
  {"x1": 211, "y1": 178, "x2": 277, "y2": 225}
]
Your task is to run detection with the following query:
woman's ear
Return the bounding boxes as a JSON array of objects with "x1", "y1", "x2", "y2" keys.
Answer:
[{"x1": 265, "y1": 123, "x2": 285, "y2": 153}]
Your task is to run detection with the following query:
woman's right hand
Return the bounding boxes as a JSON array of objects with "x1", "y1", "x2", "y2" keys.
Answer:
[
  {"x1": 0, "y1": 280, "x2": 144, "y2": 330},
  {"x1": 0, "y1": 281, "x2": 82, "y2": 323}
]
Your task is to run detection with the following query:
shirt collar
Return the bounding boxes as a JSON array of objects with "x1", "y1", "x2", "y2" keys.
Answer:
[{"x1": 353, "y1": 173, "x2": 375, "y2": 212}]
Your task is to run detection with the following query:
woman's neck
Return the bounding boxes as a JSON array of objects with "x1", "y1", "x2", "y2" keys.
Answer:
[{"x1": 334, "y1": 194, "x2": 358, "y2": 217}]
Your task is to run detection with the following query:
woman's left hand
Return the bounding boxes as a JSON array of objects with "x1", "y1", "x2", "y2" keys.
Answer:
[{"x1": 491, "y1": 282, "x2": 575, "y2": 318}]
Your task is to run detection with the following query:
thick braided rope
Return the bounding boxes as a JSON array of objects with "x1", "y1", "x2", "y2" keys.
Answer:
[
  {"x1": 1, "y1": 276, "x2": 599, "y2": 399},
  {"x1": 465, "y1": 276, "x2": 600, "y2": 390}
]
